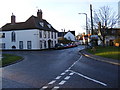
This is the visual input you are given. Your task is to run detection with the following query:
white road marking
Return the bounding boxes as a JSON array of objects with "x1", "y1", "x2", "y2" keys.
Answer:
[
  {"x1": 64, "y1": 76, "x2": 71, "y2": 80},
  {"x1": 59, "y1": 80, "x2": 66, "y2": 85},
  {"x1": 69, "y1": 72, "x2": 74, "y2": 76},
  {"x1": 61, "y1": 72, "x2": 65, "y2": 75},
  {"x1": 69, "y1": 70, "x2": 107, "y2": 86},
  {"x1": 68, "y1": 55, "x2": 82, "y2": 70},
  {"x1": 48, "y1": 80, "x2": 56, "y2": 85},
  {"x1": 40, "y1": 86, "x2": 48, "y2": 90},
  {"x1": 65, "y1": 70, "x2": 69, "y2": 72},
  {"x1": 52, "y1": 86, "x2": 60, "y2": 90},
  {"x1": 55, "y1": 76, "x2": 61, "y2": 80}
]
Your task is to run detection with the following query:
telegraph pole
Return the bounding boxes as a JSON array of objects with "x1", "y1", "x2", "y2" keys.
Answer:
[{"x1": 90, "y1": 4, "x2": 93, "y2": 35}]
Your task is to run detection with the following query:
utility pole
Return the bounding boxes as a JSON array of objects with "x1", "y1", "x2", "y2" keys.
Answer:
[{"x1": 90, "y1": 4, "x2": 93, "y2": 35}]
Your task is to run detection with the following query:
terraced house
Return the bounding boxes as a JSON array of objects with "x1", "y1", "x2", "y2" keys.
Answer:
[{"x1": 0, "y1": 9, "x2": 58, "y2": 50}]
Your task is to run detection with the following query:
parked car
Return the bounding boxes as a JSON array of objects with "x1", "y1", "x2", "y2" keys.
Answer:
[{"x1": 54, "y1": 43, "x2": 64, "y2": 49}]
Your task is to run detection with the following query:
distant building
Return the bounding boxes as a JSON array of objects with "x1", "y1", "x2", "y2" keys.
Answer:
[
  {"x1": 118, "y1": 1, "x2": 120, "y2": 28},
  {"x1": 98, "y1": 28, "x2": 120, "y2": 46},
  {"x1": 58, "y1": 31, "x2": 75, "y2": 41},
  {"x1": 0, "y1": 9, "x2": 58, "y2": 50}
]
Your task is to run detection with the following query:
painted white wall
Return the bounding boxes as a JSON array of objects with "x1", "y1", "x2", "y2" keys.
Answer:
[
  {"x1": 64, "y1": 32, "x2": 75, "y2": 41},
  {"x1": 0, "y1": 29, "x2": 58, "y2": 50},
  {"x1": 0, "y1": 29, "x2": 39, "y2": 49}
]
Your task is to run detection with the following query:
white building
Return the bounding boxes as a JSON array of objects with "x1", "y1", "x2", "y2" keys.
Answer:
[
  {"x1": 64, "y1": 31, "x2": 75, "y2": 41},
  {"x1": 0, "y1": 9, "x2": 58, "y2": 50},
  {"x1": 118, "y1": 1, "x2": 120, "y2": 28}
]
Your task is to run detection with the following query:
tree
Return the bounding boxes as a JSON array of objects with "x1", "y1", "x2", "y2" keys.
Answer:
[
  {"x1": 93, "y1": 6, "x2": 119, "y2": 29},
  {"x1": 91, "y1": 6, "x2": 119, "y2": 46}
]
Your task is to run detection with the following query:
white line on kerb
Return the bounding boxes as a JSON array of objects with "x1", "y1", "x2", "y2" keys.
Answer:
[{"x1": 69, "y1": 70, "x2": 107, "y2": 86}]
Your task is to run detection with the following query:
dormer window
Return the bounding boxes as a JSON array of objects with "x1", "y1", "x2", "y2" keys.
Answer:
[
  {"x1": 47, "y1": 24, "x2": 51, "y2": 28},
  {"x1": 39, "y1": 22, "x2": 44, "y2": 27}
]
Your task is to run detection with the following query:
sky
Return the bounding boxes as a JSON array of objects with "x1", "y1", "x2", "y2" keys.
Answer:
[{"x1": 0, "y1": 0, "x2": 119, "y2": 35}]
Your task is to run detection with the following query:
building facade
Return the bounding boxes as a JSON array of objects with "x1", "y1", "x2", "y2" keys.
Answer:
[
  {"x1": 0, "y1": 10, "x2": 58, "y2": 50},
  {"x1": 64, "y1": 31, "x2": 75, "y2": 41},
  {"x1": 58, "y1": 31, "x2": 75, "y2": 41}
]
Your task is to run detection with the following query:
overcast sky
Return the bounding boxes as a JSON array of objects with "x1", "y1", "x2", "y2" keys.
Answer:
[{"x1": 0, "y1": 0, "x2": 119, "y2": 35}]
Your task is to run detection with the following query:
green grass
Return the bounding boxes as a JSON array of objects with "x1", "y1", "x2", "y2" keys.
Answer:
[
  {"x1": 86, "y1": 46, "x2": 120, "y2": 60},
  {"x1": 1, "y1": 54, "x2": 23, "y2": 67}
]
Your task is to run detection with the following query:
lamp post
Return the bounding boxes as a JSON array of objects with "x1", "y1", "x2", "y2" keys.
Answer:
[{"x1": 78, "y1": 13, "x2": 88, "y2": 34}]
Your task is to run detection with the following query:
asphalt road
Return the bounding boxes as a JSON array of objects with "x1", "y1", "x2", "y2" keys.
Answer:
[{"x1": 2, "y1": 45, "x2": 120, "y2": 89}]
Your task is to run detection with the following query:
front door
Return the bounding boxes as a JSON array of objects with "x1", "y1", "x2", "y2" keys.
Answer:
[{"x1": 48, "y1": 40, "x2": 51, "y2": 49}]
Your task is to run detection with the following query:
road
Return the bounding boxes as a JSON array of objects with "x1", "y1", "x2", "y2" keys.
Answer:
[{"x1": 2, "y1": 45, "x2": 120, "y2": 89}]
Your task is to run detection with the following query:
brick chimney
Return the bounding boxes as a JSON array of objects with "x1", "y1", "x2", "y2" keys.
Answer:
[
  {"x1": 37, "y1": 9, "x2": 42, "y2": 21},
  {"x1": 11, "y1": 13, "x2": 16, "y2": 24}
]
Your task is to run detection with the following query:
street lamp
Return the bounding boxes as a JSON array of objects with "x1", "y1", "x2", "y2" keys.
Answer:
[{"x1": 78, "y1": 13, "x2": 88, "y2": 34}]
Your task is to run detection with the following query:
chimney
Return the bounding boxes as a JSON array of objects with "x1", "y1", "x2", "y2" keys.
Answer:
[
  {"x1": 37, "y1": 9, "x2": 42, "y2": 21},
  {"x1": 11, "y1": 13, "x2": 16, "y2": 24}
]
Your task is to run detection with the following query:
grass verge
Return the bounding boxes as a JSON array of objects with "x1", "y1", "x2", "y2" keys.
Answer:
[
  {"x1": 86, "y1": 46, "x2": 120, "y2": 60},
  {"x1": 1, "y1": 54, "x2": 23, "y2": 67}
]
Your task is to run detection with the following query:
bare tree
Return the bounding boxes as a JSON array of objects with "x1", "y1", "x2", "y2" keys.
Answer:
[{"x1": 93, "y1": 6, "x2": 119, "y2": 28}]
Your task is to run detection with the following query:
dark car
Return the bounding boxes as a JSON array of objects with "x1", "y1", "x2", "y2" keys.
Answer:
[{"x1": 54, "y1": 43, "x2": 64, "y2": 49}]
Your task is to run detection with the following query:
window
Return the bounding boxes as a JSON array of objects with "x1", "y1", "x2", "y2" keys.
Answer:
[
  {"x1": 55, "y1": 32, "x2": 56, "y2": 39},
  {"x1": 2, "y1": 33, "x2": 5, "y2": 38},
  {"x1": 40, "y1": 40, "x2": 42, "y2": 49},
  {"x1": 27, "y1": 41, "x2": 32, "y2": 49},
  {"x1": 39, "y1": 31, "x2": 42, "y2": 38},
  {"x1": 55, "y1": 41, "x2": 56, "y2": 45},
  {"x1": 48, "y1": 31, "x2": 50, "y2": 38},
  {"x1": 51, "y1": 41, "x2": 53, "y2": 47},
  {"x1": 44, "y1": 31, "x2": 46, "y2": 38},
  {"x1": 44, "y1": 41, "x2": 46, "y2": 48},
  {"x1": 19, "y1": 41, "x2": 23, "y2": 49},
  {"x1": 11, "y1": 31, "x2": 16, "y2": 42},
  {"x1": 0, "y1": 33, "x2": 5, "y2": 38},
  {"x1": 0, "y1": 43, "x2": 5, "y2": 49},
  {"x1": 51, "y1": 32, "x2": 53, "y2": 39},
  {"x1": 39, "y1": 22, "x2": 44, "y2": 27},
  {"x1": 47, "y1": 24, "x2": 51, "y2": 28}
]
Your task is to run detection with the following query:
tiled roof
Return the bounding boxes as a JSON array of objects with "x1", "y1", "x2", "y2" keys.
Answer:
[{"x1": 2, "y1": 15, "x2": 58, "y2": 32}]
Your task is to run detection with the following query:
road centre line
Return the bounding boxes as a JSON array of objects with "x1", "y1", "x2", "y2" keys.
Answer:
[
  {"x1": 69, "y1": 72, "x2": 74, "y2": 76},
  {"x1": 64, "y1": 76, "x2": 71, "y2": 80},
  {"x1": 69, "y1": 70, "x2": 107, "y2": 86},
  {"x1": 51, "y1": 86, "x2": 60, "y2": 90},
  {"x1": 40, "y1": 86, "x2": 48, "y2": 90},
  {"x1": 61, "y1": 72, "x2": 65, "y2": 75},
  {"x1": 68, "y1": 55, "x2": 83, "y2": 70},
  {"x1": 55, "y1": 76, "x2": 62, "y2": 80},
  {"x1": 59, "y1": 80, "x2": 66, "y2": 85},
  {"x1": 48, "y1": 80, "x2": 56, "y2": 85}
]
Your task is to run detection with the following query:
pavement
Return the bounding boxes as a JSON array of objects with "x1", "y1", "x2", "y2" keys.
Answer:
[{"x1": 80, "y1": 49, "x2": 120, "y2": 66}]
